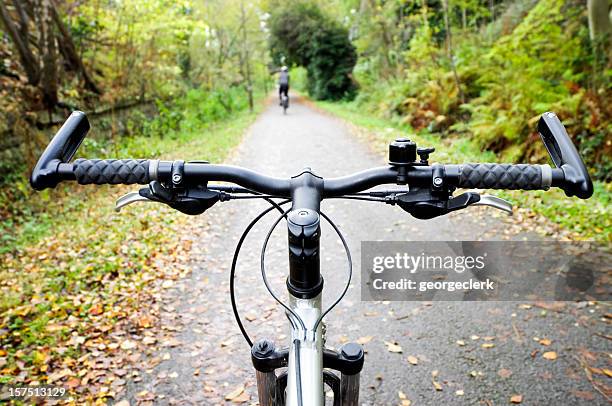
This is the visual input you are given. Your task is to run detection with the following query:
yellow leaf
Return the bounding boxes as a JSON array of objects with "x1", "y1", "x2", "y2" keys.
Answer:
[
  {"x1": 510, "y1": 394, "x2": 523, "y2": 403},
  {"x1": 407, "y1": 356, "x2": 419, "y2": 365},
  {"x1": 225, "y1": 385, "x2": 245, "y2": 401},
  {"x1": 120, "y1": 340, "x2": 137, "y2": 350},
  {"x1": 456, "y1": 340, "x2": 466, "y2": 346},
  {"x1": 384, "y1": 341, "x2": 403, "y2": 353},
  {"x1": 481, "y1": 343, "x2": 495, "y2": 349},
  {"x1": 539, "y1": 338, "x2": 551, "y2": 346},
  {"x1": 357, "y1": 336, "x2": 373, "y2": 345},
  {"x1": 542, "y1": 351, "x2": 557, "y2": 360}
]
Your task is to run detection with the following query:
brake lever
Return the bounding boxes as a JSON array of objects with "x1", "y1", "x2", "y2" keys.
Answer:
[
  {"x1": 472, "y1": 194, "x2": 513, "y2": 215},
  {"x1": 115, "y1": 191, "x2": 153, "y2": 212}
]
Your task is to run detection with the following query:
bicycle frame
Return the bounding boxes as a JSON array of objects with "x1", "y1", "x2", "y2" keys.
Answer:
[
  {"x1": 285, "y1": 294, "x2": 324, "y2": 406},
  {"x1": 251, "y1": 171, "x2": 364, "y2": 406}
]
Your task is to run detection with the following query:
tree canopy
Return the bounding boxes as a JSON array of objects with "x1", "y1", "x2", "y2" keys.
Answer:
[{"x1": 269, "y1": 2, "x2": 357, "y2": 100}]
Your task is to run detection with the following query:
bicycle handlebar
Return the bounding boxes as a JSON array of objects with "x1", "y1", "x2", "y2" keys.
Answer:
[{"x1": 30, "y1": 111, "x2": 593, "y2": 200}]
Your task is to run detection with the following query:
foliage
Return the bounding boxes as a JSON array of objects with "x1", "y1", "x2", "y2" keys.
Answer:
[
  {"x1": 314, "y1": 99, "x2": 611, "y2": 241},
  {"x1": 334, "y1": 0, "x2": 610, "y2": 182},
  {"x1": 0, "y1": 0, "x2": 272, "y2": 195},
  {"x1": 0, "y1": 86, "x2": 257, "y2": 251},
  {"x1": 268, "y1": 2, "x2": 357, "y2": 100},
  {"x1": 0, "y1": 91, "x2": 262, "y2": 401}
]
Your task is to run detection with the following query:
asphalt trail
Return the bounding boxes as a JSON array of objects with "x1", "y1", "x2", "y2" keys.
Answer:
[{"x1": 125, "y1": 97, "x2": 609, "y2": 405}]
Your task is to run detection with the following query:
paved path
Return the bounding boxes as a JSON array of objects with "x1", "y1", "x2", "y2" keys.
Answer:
[{"x1": 126, "y1": 97, "x2": 609, "y2": 405}]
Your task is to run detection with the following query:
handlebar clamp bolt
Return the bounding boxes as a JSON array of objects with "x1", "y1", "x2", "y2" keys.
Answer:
[
  {"x1": 172, "y1": 174, "x2": 182, "y2": 184},
  {"x1": 433, "y1": 177, "x2": 443, "y2": 187}
]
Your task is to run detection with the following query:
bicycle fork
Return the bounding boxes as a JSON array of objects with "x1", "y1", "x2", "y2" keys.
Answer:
[
  {"x1": 252, "y1": 293, "x2": 363, "y2": 405},
  {"x1": 251, "y1": 326, "x2": 364, "y2": 405}
]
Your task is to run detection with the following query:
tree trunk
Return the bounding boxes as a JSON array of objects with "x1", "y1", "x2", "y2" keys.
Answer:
[
  {"x1": 587, "y1": 0, "x2": 611, "y2": 41},
  {"x1": 37, "y1": 0, "x2": 58, "y2": 108},
  {"x1": 50, "y1": 1, "x2": 101, "y2": 94},
  {"x1": 587, "y1": 0, "x2": 611, "y2": 85},
  {"x1": 240, "y1": 1, "x2": 253, "y2": 112},
  {"x1": 0, "y1": 0, "x2": 40, "y2": 84}
]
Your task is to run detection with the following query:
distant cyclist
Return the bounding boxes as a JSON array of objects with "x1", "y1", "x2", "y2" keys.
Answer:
[{"x1": 278, "y1": 66, "x2": 289, "y2": 105}]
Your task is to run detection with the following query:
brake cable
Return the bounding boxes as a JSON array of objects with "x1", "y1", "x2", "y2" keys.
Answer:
[
  {"x1": 261, "y1": 208, "x2": 352, "y2": 340},
  {"x1": 261, "y1": 208, "x2": 308, "y2": 334},
  {"x1": 230, "y1": 196, "x2": 353, "y2": 348},
  {"x1": 312, "y1": 211, "x2": 352, "y2": 334},
  {"x1": 230, "y1": 198, "x2": 290, "y2": 348}
]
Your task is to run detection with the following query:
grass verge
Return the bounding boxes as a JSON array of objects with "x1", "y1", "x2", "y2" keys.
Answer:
[
  {"x1": 313, "y1": 100, "x2": 610, "y2": 241},
  {"x1": 0, "y1": 96, "x2": 264, "y2": 401}
]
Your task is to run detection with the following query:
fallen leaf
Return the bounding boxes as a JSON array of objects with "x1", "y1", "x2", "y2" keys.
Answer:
[
  {"x1": 142, "y1": 336, "x2": 156, "y2": 345},
  {"x1": 470, "y1": 335, "x2": 479, "y2": 340},
  {"x1": 431, "y1": 370, "x2": 442, "y2": 391},
  {"x1": 456, "y1": 390, "x2": 464, "y2": 396},
  {"x1": 137, "y1": 315, "x2": 155, "y2": 328},
  {"x1": 162, "y1": 338, "x2": 181, "y2": 347},
  {"x1": 115, "y1": 400, "x2": 130, "y2": 406},
  {"x1": 456, "y1": 340, "x2": 466, "y2": 346},
  {"x1": 498, "y1": 368, "x2": 512, "y2": 378},
  {"x1": 542, "y1": 351, "x2": 557, "y2": 360},
  {"x1": 225, "y1": 385, "x2": 245, "y2": 401},
  {"x1": 398, "y1": 391, "x2": 407, "y2": 399},
  {"x1": 481, "y1": 343, "x2": 495, "y2": 349},
  {"x1": 510, "y1": 394, "x2": 523, "y2": 403},
  {"x1": 65, "y1": 377, "x2": 80, "y2": 389},
  {"x1": 357, "y1": 336, "x2": 373, "y2": 345},
  {"x1": 120, "y1": 340, "x2": 136, "y2": 350},
  {"x1": 384, "y1": 341, "x2": 402, "y2": 353},
  {"x1": 88, "y1": 303, "x2": 103, "y2": 316},
  {"x1": 407, "y1": 356, "x2": 418, "y2": 365},
  {"x1": 572, "y1": 390, "x2": 595, "y2": 400},
  {"x1": 539, "y1": 338, "x2": 551, "y2": 346}
]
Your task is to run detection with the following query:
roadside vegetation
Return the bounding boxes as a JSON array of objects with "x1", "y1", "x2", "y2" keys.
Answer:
[
  {"x1": 0, "y1": 0, "x2": 270, "y2": 400},
  {"x1": 314, "y1": 99, "x2": 610, "y2": 241},
  {"x1": 280, "y1": 0, "x2": 610, "y2": 240}
]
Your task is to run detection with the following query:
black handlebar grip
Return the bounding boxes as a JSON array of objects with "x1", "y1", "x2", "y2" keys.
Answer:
[
  {"x1": 73, "y1": 159, "x2": 151, "y2": 185},
  {"x1": 458, "y1": 163, "x2": 545, "y2": 190}
]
